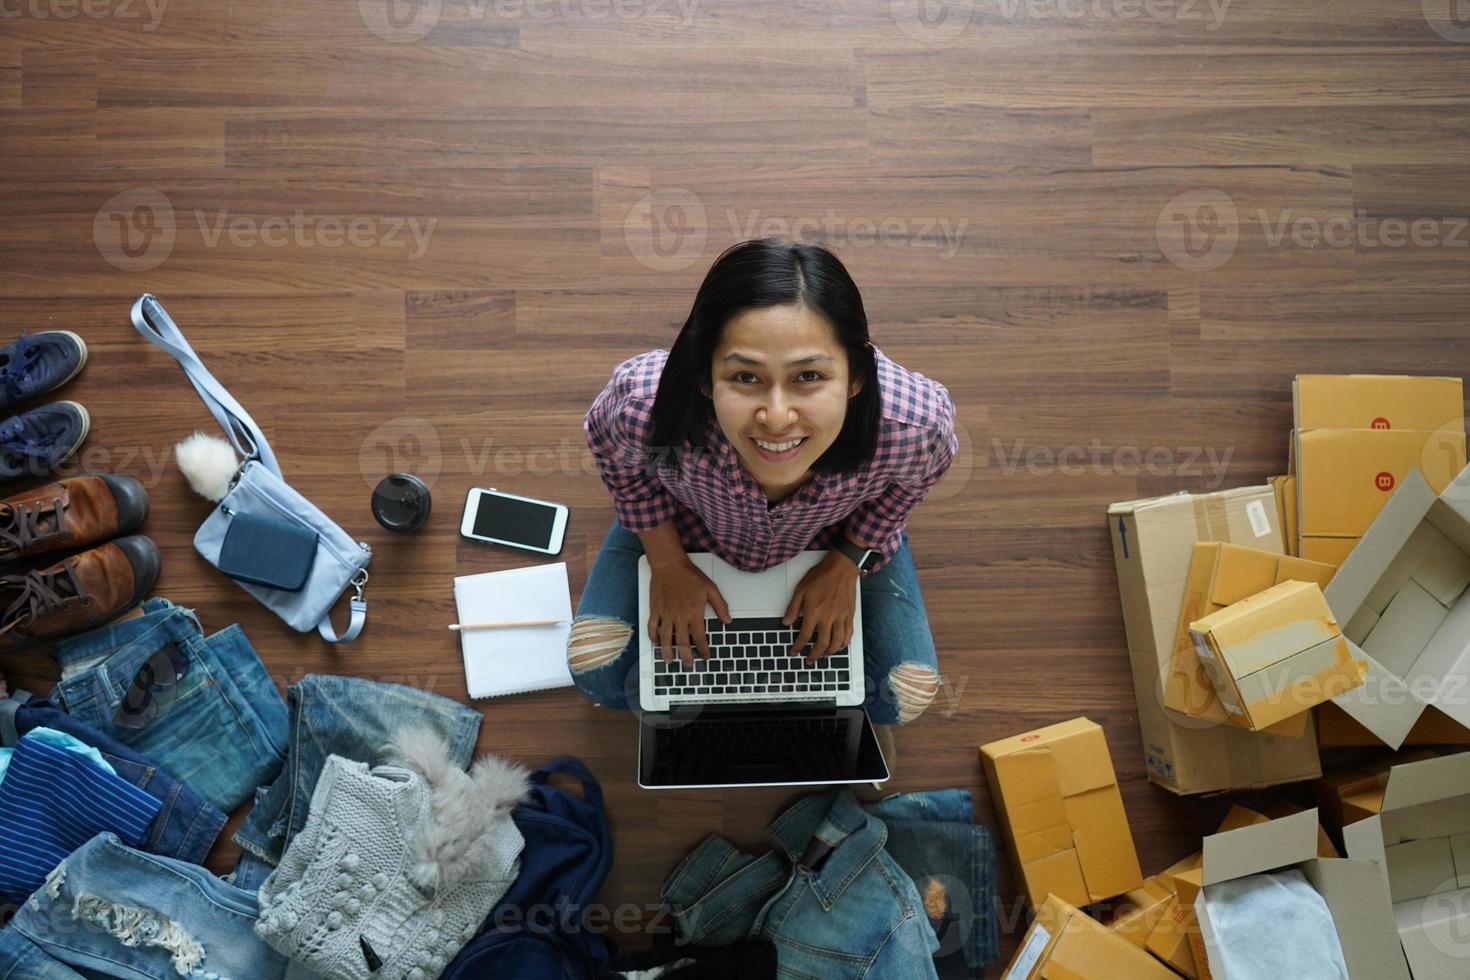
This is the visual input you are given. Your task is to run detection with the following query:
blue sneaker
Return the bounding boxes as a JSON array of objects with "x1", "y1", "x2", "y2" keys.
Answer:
[
  {"x1": 0, "y1": 401, "x2": 90, "y2": 483},
  {"x1": 0, "y1": 331, "x2": 88, "y2": 411}
]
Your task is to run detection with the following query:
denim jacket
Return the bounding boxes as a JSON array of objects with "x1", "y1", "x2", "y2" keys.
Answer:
[{"x1": 663, "y1": 790, "x2": 953, "y2": 980}]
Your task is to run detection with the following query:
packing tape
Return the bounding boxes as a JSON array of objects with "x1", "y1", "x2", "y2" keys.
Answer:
[{"x1": 1192, "y1": 498, "x2": 1230, "y2": 543}]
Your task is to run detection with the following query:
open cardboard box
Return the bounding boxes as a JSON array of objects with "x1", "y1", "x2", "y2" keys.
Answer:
[
  {"x1": 1109, "y1": 484, "x2": 1322, "y2": 795},
  {"x1": 1188, "y1": 580, "x2": 1367, "y2": 734},
  {"x1": 1164, "y1": 542, "x2": 1336, "y2": 729},
  {"x1": 1193, "y1": 808, "x2": 1410, "y2": 980},
  {"x1": 1342, "y1": 752, "x2": 1470, "y2": 979},
  {"x1": 1323, "y1": 463, "x2": 1470, "y2": 749}
]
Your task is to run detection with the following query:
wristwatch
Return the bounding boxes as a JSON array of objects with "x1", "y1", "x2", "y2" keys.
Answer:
[{"x1": 833, "y1": 537, "x2": 879, "y2": 572}]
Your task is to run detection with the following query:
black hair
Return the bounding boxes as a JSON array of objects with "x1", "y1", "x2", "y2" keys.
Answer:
[{"x1": 647, "y1": 238, "x2": 881, "y2": 474}]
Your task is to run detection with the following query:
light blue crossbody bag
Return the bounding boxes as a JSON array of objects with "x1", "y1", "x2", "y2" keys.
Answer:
[{"x1": 131, "y1": 294, "x2": 371, "y2": 643}]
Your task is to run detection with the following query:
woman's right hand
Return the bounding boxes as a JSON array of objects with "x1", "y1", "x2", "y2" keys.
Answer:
[{"x1": 647, "y1": 558, "x2": 731, "y2": 666}]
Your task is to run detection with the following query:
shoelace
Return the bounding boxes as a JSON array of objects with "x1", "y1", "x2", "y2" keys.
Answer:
[
  {"x1": 0, "y1": 334, "x2": 45, "y2": 404},
  {"x1": 0, "y1": 563, "x2": 89, "y2": 636},
  {"x1": 0, "y1": 495, "x2": 65, "y2": 558},
  {"x1": 0, "y1": 412, "x2": 55, "y2": 461}
]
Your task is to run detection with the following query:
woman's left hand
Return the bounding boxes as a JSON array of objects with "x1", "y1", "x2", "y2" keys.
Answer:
[{"x1": 783, "y1": 550, "x2": 860, "y2": 662}]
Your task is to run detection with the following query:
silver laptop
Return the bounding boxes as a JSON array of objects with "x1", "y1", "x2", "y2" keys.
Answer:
[{"x1": 635, "y1": 551, "x2": 889, "y2": 789}]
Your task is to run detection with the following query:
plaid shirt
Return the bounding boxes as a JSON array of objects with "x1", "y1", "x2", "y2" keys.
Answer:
[{"x1": 584, "y1": 347, "x2": 957, "y2": 575}]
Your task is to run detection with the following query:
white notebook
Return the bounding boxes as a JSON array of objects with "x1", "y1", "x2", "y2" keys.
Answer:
[{"x1": 452, "y1": 562, "x2": 575, "y2": 699}]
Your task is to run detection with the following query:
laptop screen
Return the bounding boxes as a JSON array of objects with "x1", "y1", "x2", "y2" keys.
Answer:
[{"x1": 637, "y1": 705, "x2": 889, "y2": 789}]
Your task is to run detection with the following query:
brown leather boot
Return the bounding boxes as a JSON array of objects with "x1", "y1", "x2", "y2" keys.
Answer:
[
  {"x1": 0, "y1": 474, "x2": 148, "y2": 563},
  {"x1": 0, "y1": 535, "x2": 159, "y2": 655}
]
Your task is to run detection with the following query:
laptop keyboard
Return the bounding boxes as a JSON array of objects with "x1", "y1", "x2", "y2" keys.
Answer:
[{"x1": 652, "y1": 616, "x2": 852, "y2": 701}]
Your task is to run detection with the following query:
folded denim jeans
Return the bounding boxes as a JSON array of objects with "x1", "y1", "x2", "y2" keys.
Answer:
[
  {"x1": 663, "y1": 790, "x2": 944, "y2": 980},
  {"x1": 49, "y1": 597, "x2": 289, "y2": 813},
  {"x1": 5, "y1": 832, "x2": 295, "y2": 980},
  {"x1": 234, "y1": 674, "x2": 482, "y2": 868},
  {"x1": 0, "y1": 694, "x2": 226, "y2": 867}
]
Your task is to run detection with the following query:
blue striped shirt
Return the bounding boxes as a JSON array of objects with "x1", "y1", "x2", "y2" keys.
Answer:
[{"x1": 0, "y1": 734, "x2": 162, "y2": 904}]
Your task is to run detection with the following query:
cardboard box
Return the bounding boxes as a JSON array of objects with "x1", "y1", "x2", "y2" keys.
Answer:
[
  {"x1": 1343, "y1": 752, "x2": 1470, "y2": 978},
  {"x1": 1316, "y1": 751, "x2": 1443, "y2": 837},
  {"x1": 1318, "y1": 702, "x2": 1470, "y2": 747},
  {"x1": 1188, "y1": 580, "x2": 1367, "y2": 733},
  {"x1": 1292, "y1": 373, "x2": 1467, "y2": 567},
  {"x1": 1164, "y1": 542, "x2": 1336, "y2": 726},
  {"x1": 1193, "y1": 809, "x2": 1411, "y2": 980},
  {"x1": 1108, "y1": 485, "x2": 1323, "y2": 795},
  {"x1": 1270, "y1": 474, "x2": 1297, "y2": 556},
  {"x1": 981, "y1": 718, "x2": 1144, "y2": 910},
  {"x1": 1002, "y1": 893, "x2": 1180, "y2": 980},
  {"x1": 1108, "y1": 876, "x2": 1176, "y2": 950},
  {"x1": 1294, "y1": 428, "x2": 1467, "y2": 566},
  {"x1": 1293, "y1": 374, "x2": 1465, "y2": 433},
  {"x1": 1323, "y1": 464, "x2": 1470, "y2": 749}
]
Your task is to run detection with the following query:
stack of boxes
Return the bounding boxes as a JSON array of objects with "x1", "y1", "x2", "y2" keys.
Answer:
[{"x1": 989, "y1": 373, "x2": 1470, "y2": 978}]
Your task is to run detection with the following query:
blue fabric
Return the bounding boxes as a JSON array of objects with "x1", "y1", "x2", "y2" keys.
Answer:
[
  {"x1": 570, "y1": 521, "x2": 941, "y2": 723},
  {"x1": 863, "y1": 790, "x2": 999, "y2": 976},
  {"x1": 5, "y1": 697, "x2": 226, "y2": 867},
  {"x1": 443, "y1": 757, "x2": 616, "y2": 980},
  {"x1": 661, "y1": 789, "x2": 943, "y2": 979},
  {"x1": 0, "y1": 738, "x2": 161, "y2": 905},
  {"x1": 233, "y1": 673, "x2": 482, "y2": 868},
  {"x1": 50, "y1": 597, "x2": 289, "y2": 812},
  {"x1": 0, "y1": 726, "x2": 114, "y2": 784},
  {"x1": 7, "y1": 832, "x2": 293, "y2": 980},
  {"x1": 0, "y1": 332, "x2": 84, "y2": 409}
]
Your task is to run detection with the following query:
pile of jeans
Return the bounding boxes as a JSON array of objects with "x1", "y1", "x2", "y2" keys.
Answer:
[{"x1": 0, "y1": 597, "x2": 488, "y2": 980}]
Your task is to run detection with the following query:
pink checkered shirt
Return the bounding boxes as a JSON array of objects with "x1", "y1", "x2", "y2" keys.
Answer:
[{"x1": 584, "y1": 347, "x2": 957, "y2": 575}]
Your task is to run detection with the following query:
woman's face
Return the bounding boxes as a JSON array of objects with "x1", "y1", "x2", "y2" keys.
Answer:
[{"x1": 707, "y1": 303, "x2": 862, "y2": 488}]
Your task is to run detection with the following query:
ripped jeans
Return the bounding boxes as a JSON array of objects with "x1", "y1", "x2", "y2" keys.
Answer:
[{"x1": 567, "y1": 521, "x2": 941, "y2": 725}]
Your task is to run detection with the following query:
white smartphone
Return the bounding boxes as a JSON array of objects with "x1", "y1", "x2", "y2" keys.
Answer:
[{"x1": 459, "y1": 487, "x2": 568, "y2": 556}]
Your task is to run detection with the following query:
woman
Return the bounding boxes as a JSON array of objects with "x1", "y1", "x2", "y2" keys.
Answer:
[{"x1": 568, "y1": 238, "x2": 957, "y2": 726}]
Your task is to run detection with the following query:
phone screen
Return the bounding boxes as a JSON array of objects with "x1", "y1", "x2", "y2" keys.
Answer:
[{"x1": 471, "y1": 492, "x2": 558, "y2": 548}]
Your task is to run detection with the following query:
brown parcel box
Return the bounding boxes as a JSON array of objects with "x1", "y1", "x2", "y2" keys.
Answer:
[
  {"x1": 1293, "y1": 373, "x2": 1464, "y2": 431},
  {"x1": 981, "y1": 718, "x2": 1144, "y2": 910},
  {"x1": 1194, "y1": 809, "x2": 1411, "y2": 980},
  {"x1": 1164, "y1": 543, "x2": 1336, "y2": 726},
  {"x1": 1343, "y1": 752, "x2": 1470, "y2": 979},
  {"x1": 1323, "y1": 464, "x2": 1470, "y2": 749},
  {"x1": 1317, "y1": 701, "x2": 1470, "y2": 747},
  {"x1": 1001, "y1": 894, "x2": 1178, "y2": 980},
  {"x1": 1108, "y1": 484, "x2": 1322, "y2": 796},
  {"x1": 1293, "y1": 374, "x2": 1465, "y2": 433},
  {"x1": 1316, "y1": 751, "x2": 1440, "y2": 835},
  {"x1": 1294, "y1": 428, "x2": 1467, "y2": 568},
  {"x1": 1187, "y1": 580, "x2": 1367, "y2": 733}
]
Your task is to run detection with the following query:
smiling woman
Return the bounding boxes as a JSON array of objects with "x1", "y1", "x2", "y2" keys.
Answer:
[{"x1": 568, "y1": 238, "x2": 957, "y2": 727}]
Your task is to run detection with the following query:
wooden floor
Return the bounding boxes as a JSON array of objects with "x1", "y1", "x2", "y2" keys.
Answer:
[{"x1": 4, "y1": 0, "x2": 1470, "y2": 971}]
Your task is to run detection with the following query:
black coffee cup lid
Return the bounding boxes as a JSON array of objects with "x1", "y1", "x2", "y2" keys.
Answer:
[{"x1": 372, "y1": 473, "x2": 431, "y2": 531}]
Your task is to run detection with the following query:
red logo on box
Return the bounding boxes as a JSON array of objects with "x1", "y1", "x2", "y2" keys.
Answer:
[
  {"x1": 1376, "y1": 471, "x2": 1396, "y2": 492},
  {"x1": 1371, "y1": 417, "x2": 1391, "y2": 430},
  {"x1": 1020, "y1": 734, "x2": 1040, "y2": 743}
]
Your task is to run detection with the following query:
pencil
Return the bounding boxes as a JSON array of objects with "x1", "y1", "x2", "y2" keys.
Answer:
[{"x1": 448, "y1": 619, "x2": 566, "y2": 631}]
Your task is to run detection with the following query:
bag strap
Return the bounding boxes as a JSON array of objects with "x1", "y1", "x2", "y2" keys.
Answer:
[
  {"x1": 317, "y1": 576, "x2": 369, "y2": 644},
  {"x1": 130, "y1": 294, "x2": 281, "y2": 476}
]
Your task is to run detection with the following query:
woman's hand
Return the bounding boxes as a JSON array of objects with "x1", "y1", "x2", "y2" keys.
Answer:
[
  {"x1": 783, "y1": 550, "x2": 860, "y2": 662},
  {"x1": 647, "y1": 557, "x2": 731, "y2": 666}
]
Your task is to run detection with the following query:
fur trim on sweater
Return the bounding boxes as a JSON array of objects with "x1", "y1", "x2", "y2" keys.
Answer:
[{"x1": 384, "y1": 729, "x2": 532, "y2": 897}]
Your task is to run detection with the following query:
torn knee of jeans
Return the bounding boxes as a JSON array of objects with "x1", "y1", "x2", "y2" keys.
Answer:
[
  {"x1": 43, "y1": 860, "x2": 66, "y2": 899},
  {"x1": 567, "y1": 618, "x2": 633, "y2": 673},
  {"x1": 889, "y1": 664, "x2": 939, "y2": 724},
  {"x1": 72, "y1": 893, "x2": 215, "y2": 978}
]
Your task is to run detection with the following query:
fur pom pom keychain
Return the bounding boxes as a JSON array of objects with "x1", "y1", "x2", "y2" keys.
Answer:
[{"x1": 174, "y1": 431, "x2": 241, "y2": 503}]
